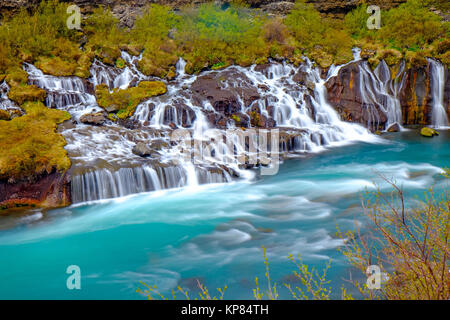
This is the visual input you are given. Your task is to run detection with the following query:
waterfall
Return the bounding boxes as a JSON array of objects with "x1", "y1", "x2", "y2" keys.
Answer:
[
  {"x1": 71, "y1": 165, "x2": 231, "y2": 203},
  {"x1": 428, "y1": 59, "x2": 449, "y2": 128},
  {"x1": 358, "y1": 60, "x2": 406, "y2": 130},
  {"x1": 90, "y1": 51, "x2": 147, "y2": 90},
  {"x1": 24, "y1": 63, "x2": 100, "y2": 120},
  {"x1": 21, "y1": 50, "x2": 381, "y2": 204},
  {"x1": 0, "y1": 81, "x2": 19, "y2": 112}
]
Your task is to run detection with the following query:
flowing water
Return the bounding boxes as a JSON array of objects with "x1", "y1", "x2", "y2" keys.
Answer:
[
  {"x1": 21, "y1": 52, "x2": 378, "y2": 203},
  {"x1": 0, "y1": 52, "x2": 448, "y2": 299},
  {"x1": 429, "y1": 59, "x2": 449, "y2": 128},
  {"x1": 0, "y1": 130, "x2": 448, "y2": 299},
  {"x1": 358, "y1": 60, "x2": 406, "y2": 130}
]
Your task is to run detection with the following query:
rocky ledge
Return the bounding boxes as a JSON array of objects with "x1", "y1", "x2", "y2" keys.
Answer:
[{"x1": 0, "y1": 171, "x2": 71, "y2": 210}]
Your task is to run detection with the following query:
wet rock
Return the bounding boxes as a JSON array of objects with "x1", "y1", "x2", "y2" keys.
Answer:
[
  {"x1": 132, "y1": 142, "x2": 157, "y2": 157},
  {"x1": 191, "y1": 70, "x2": 260, "y2": 110},
  {"x1": 0, "y1": 171, "x2": 71, "y2": 210},
  {"x1": 325, "y1": 61, "x2": 388, "y2": 131},
  {"x1": 387, "y1": 123, "x2": 400, "y2": 132},
  {"x1": 79, "y1": 111, "x2": 107, "y2": 125},
  {"x1": 149, "y1": 139, "x2": 169, "y2": 150}
]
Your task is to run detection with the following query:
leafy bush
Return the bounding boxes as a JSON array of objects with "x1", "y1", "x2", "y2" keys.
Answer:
[
  {"x1": 176, "y1": 3, "x2": 267, "y2": 73},
  {"x1": 380, "y1": 0, "x2": 444, "y2": 49},
  {"x1": 338, "y1": 172, "x2": 450, "y2": 300},
  {"x1": 344, "y1": 4, "x2": 373, "y2": 39},
  {"x1": 284, "y1": 0, "x2": 324, "y2": 49},
  {"x1": 284, "y1": 1, "x2": 353, "y2": 67}
]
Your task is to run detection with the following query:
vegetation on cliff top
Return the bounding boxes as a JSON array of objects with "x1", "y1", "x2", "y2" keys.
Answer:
[
  {"x1": 0, "y1": 0, "x2": 448, "y2": 79},
  {"x1": 345, "y1": 0, "x2": 449, "y2": 67}
]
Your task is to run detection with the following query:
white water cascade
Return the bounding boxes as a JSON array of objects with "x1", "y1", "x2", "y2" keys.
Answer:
[
  {"x1": 428, "y1": 59, "x2": 449, "y2": 128},
  {"x1": 358, "y1": 60, "x2": 406, "y2": 130},
  {"x1": 16, "y1": 51, "x2": 383, "y2": 203},
  {"x1": 0, "y1": 81, "x2": 21, "y2": 114}
]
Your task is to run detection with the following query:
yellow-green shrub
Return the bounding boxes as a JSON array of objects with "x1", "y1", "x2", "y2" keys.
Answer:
[{"x1": 380, "y1": 0, "x2": 444, "y2": 50}]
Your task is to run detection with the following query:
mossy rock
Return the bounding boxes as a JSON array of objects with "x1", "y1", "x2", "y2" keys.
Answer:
[
  {"x1": 94, "y1": 44, "x2": 122, "y2": 66},
  {"x1": 309, "y1": 47, "x2": 333, "y2": 69},
  {"x1": 121, "y1": 44, "x2": 144, "y2": 57},
  {"x1": 420, "y1": 127, "x2": 439, "y2": 137},
  {"x1": 71, "y1": 50, "x2": 95, "y2": 79},
  {"x1": 35, "y1": 56, "x2": 78, "y2": 77},
  {"x1": 8, "y1": 84, "x2": 46, "y2": 105},
  {"x1": 405, "y1": 51, "x2": 428, "y2": 69},
  {"x1": 0, "y1": 109, "x2": 10, "y2": 121},
  {"x1": 115, "y1": 58, "x2": 126, "y2": 69},
  {"x1": 376, "y1": 49, "x2": 403, "y2": 67},
  {"x1": 96, "y1": 81, "x2": 167, "y2": 119},
  {"x1": 5, "y1": 67, "x2": 28, "y2": 87},
  {"x1": 0, "y1": 101, "x2": 71, "y2": 180}
]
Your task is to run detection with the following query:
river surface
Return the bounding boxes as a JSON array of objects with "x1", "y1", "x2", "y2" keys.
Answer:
[{"x1": 0, "y1": 130, "x2": 448, "y2": 299}]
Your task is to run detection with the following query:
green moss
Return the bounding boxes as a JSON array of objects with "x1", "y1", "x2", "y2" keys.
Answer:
[
  {"x1": 8, "y1": 84, "x2": 47, "y2": 105},
  {"x1": 0, "y1": 101, "x2": 71, "y2": 181},
  {"x1": 0, "y1": 110, "x2": 10, "y2": 121},
  {"x1": 420, "y1": 127, "x2": 439, "y2": 137},
  {"x1": 96, "y1": 81, "x2": 167, "y2": 119},
  {"x1": 35, "y1": 56, "x2": 78, "y2": 77},
  {"x1": 116, "y1": 58, "x2": 126, "y2": 69},
  {"x1": 5, "y1": 67, "x2": 28, "y2": 87},
  {"x1": 231, "y1": 114, "x2": 241, "y2": 124}
]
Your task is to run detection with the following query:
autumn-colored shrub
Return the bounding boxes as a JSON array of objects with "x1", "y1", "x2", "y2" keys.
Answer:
[{"x1": 338, "y1": 172, "x2": 450, "y2": 300}]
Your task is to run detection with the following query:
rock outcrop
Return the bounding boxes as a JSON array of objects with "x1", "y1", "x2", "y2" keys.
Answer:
[
  {"x1": 325, "y1": 60, "x2": 450, "y2": 130},
  {"x1": 0, "y1": 171, "x2": 71, "y2": 209}
]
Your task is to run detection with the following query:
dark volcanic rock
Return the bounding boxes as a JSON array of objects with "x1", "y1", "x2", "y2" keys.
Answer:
[
  {"x1": 386, "y1": 122, "x2": 400, "y2": 132},
  {"x1": 325, "y1": 61, "x2": 388, "y2": 130},
  {"x1": 0, "y1": 171, "x2": 71, "y2": 209}
]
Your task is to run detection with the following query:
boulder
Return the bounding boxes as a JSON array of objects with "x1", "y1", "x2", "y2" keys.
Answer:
[
  {"x1": 79, "y1": 111, "x2": 107, "y2": 125},
  {"x1": 420, "y1": 127, "x2": 439, "y2": 137},
  {"x1": 387, "y1": 123, "x2": 401, "y2": 132},
  {"x1": 132, "y1": 142, "x2": 156, "y2": 157}
]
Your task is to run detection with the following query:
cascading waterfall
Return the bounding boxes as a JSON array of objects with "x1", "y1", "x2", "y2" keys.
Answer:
[
  {"x1": 18, "y1": 50, "x2": 391, "y2": 204},
  {"x1": 428, "y1": 59, "x2": 449, "y2": 128},
  {"x1": 22, "y1": 57, "x2": 233, "y2": 202},
  {"x1": 0, "y1": 81, "x2": 20, "y2": 113},
  {"x1": 358, "y1": 60, "x2": 406, "y2": 130},
  {"x1": 24, "y1": 63, "x2": 100, "y2": 119}
]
